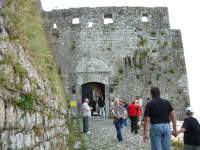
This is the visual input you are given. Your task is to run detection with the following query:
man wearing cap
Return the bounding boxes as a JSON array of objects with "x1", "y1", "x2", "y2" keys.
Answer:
[
  {"x1": 143, "y1": 87, "x2": 177, "y2": 150},
  {"x1": 173, "y1": 107, "x2": 200, "y2": 150}
]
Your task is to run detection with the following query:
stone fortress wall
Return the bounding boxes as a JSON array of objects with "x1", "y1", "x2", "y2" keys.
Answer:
[
  {"x1": 0, "y1": 16, "x2": 68, "y2": 149},
  {"x1": 42, "y1": 7, "x2": 189, "y2": 119}
]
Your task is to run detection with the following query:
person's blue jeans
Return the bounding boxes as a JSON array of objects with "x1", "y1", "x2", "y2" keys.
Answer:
[
  {"x1": 150, "y1": 123, "x2": 171, "y2": 150},
  {"x1": 114, "y1": 120, "x2": 123, "y2": 141}
]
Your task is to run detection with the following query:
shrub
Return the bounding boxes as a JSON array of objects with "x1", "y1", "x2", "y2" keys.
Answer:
[
  {"x1": 150, "y1": 67, "x2": 154, "y2": 71},
  {"x1": 118, "y1": 68, "x2": 123, "y2": 74},
  {"x1": 150, "y1": 31, "x2": 157, "y2": 37},
  {"x1": 13, "y1": 63, "x2": 28, "y2": 77},
  {"x1": 18, "y1": 93, "x2": 34, "y2": 111},
  {"x1": 138, "y1": 39, "x2": 147, "y2": 47},
  {"x1": 162, "y1": 55, "x2": 169, "y2": 61},
  {"x1": 141, "y1": 50, "x2": 148, "y2": 57}
]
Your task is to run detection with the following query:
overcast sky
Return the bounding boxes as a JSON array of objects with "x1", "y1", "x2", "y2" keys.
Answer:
[{"x1": 40, "y1": 0, "x2": 200, "y2": 120}]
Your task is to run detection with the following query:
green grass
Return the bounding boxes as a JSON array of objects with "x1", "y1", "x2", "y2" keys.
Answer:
[
  {"x1": 68, "y1": 117, "x2": 86, "y2": 150},
  {"x1": 138, "y1": 39, "x2": 147, "y2": 47},
  {"x1": 68, "y1": 117, "x2": 76, "y2": 149},
  {"x1": 77, "y1": 119, "x2": 86, "y2": 150},
  {"x1": 1, "y1": 0, "x2": 66, "y2": 103},
  {"x1": 18, "y1": 93, "x2": 35, "y2": 111}
]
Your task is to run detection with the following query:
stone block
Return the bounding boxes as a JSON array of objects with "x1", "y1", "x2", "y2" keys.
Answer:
[
  {"x1": 5, "y1": 105, "x2": 17, "y2": 129},
  {"x1": 1, "y1": 130, "x2": 8, "y2": 150},
  {"x1": 9, "y1": 130, "x2": 24, "y2": 149},
  {"x1": 0, "y1": 99, "x2": 5, "y2": 130},
  {"x1": 35, "y1": 112, "x2": 43, "y2": 126},
  {"x1": 25, "y1": 112, "x2": 36, "y2": 130},
  {"x1": 43, "y1": 141, "x2": 51, "y2": 150},
  {"x1": 15, "y1": 107, "x2": 25, "y2": 128}
]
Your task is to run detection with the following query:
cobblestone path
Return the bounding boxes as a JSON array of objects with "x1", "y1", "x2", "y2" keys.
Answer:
[{"x1": 81, "y1": 116, "x2": 152, "y2": 150}]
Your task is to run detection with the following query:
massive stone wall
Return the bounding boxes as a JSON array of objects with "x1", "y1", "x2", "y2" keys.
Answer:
[
  {"x1": 0, "y1": 16, "x2": 69, "y2": 150},
  {"x1": 42, "y1": 7, "x2": 189, "y2": 119}
]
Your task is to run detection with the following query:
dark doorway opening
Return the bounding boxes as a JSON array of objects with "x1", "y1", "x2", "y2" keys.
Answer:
[{"x1": 82, "y1": 82, "x2": 105, "y2": 116}]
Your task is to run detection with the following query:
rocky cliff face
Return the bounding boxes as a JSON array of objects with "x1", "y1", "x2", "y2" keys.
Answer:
[{"x1": 0, "y1": 15, "x2": 69, "y2": 150}]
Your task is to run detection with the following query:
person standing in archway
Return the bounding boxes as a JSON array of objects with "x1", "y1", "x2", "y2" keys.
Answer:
[
  {"x1": 82, "y1": 98, "x2": 92, "y2": 134},
  {"x1": 98, "y1": 95, "x2": 105, "y2": 118}
]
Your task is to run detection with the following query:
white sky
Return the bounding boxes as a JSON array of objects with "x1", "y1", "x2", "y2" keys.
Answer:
[{"x1": 40, "y1": 0, "x2": 200, "y2": 120}]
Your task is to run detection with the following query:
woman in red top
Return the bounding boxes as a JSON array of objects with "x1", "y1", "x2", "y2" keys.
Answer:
[{"x1": 127, "y1": 100, "x2": 139, "y2": 134}]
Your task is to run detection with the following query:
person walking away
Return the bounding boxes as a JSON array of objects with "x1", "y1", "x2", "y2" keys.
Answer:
[
  {"x1": 120, "y1": 98, "x2": 129, "y2": 127},
  {"x1": 127, "y1": 100, "x2": 139, "y2": 134},
  {"x1": 112, "y1": 99, "x2": 127, "y2": 142},
  {"x1": 143, "y1": 87, "x2": 177, "y2": 150},
  {"x1": 82, "y1": 98, "x2": 92, "y2": 134},
  {"x1": 173, "y1": 107, "x2": 200, "y2": 150},
  {"x1": 98, "y1": 95, "x2": 105, "y2": 118},
  {"x1": 135, "y1": 100, "x2": 142, "y2": 129},
  {"x1": 121, "y1": 98, "x2": 128, "y2": 110}
]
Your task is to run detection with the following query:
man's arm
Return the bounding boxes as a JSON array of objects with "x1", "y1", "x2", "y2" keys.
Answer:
[
  {"x1": 170, "y1": 110, "x2": 177, "y2": 132},
  {"x1": 143, "y1": 116, "x2": 150, "y2": 143}
]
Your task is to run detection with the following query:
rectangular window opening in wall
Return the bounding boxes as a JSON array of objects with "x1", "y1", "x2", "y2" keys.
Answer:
[
  {"x1": 88, "y1": 21, "x2": 93, "y2": 27},
  {"x1": 142, "y1": 13, "x2": 148, "y2": 22},
  {"x1": 104, "y1": 13, "x2": 113, "y2": 24},
  {"x1": 72, "y1": 18, "x2": 79, "y2": 24}
]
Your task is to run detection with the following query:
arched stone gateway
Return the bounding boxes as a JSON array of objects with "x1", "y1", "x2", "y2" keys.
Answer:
[
  {"x1": 82, "y1": 82, "x2": 105, "y2": 116},
  {"x1": 75, "y1": 58, "x2": 113, "y2": 117}
]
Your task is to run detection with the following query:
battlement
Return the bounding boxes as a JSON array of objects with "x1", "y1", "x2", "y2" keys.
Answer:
[{"x1": 42, "y1": 7, "x2": 170, "y2": 30}]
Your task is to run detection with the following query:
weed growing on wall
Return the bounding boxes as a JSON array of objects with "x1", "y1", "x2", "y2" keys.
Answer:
[
  {"x1": 18, "y1": 93, "x2": 34, "y2": 111},
  {"x1": 150, "y1": 31, "x2": 157, "y2": 37}
]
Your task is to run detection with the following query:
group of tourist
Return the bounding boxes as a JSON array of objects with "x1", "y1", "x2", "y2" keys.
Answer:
[
  {"x1": 111, "y1": 95, "x2": 143, "y2": 142},
  {"x1": 82, "y1": 87, "x2": 200, "y2": 150}
]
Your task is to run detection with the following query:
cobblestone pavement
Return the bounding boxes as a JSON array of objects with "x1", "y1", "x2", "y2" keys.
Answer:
[{"x1": 81, "y1": 116, "x2": 152, "y2": 150}]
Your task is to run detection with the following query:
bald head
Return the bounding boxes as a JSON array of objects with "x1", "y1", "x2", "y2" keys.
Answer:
[{"x1": 84, "y1": 98, "x2": 89, "y2": 103}]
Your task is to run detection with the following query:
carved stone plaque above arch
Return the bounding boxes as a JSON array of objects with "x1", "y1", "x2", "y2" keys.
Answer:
[{"x1": 75, "y1": 58, "x2": 114, "y2": 85}]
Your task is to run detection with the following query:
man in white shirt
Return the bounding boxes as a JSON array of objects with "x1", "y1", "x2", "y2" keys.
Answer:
[
  {"x1": 82, "y1": 98, "x2": 92, "y2": 134},
  {"x1": 136, "y1": 96, "x2": 143, "y2": 107},
  {"x1": 136, "y1": 96, "x2": 143, "y2": 120}
]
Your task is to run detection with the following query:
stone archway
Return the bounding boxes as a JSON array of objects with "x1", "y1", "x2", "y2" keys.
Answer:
[
  {"x1": 82, "y1": 82, "x2": 105, "y2": 116},
  {"x1": 75, "y1": 58, "x2": 113, "y2": 117}
]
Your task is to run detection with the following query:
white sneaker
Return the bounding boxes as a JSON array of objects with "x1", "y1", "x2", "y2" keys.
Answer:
[{"x1": 86, "y1": 131, "x2": 91, "y2": 134}]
